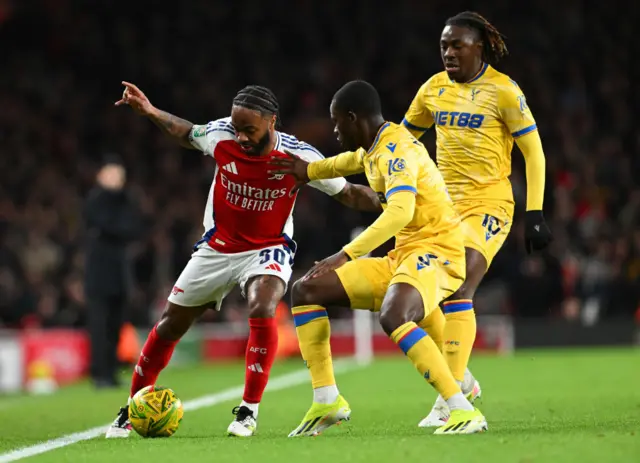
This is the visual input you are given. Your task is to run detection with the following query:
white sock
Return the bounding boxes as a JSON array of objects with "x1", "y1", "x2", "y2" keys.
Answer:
[
  {"x1": 434, "y1": 394, "x2": 448, "y2": 408},
  {"x1": 446, "y1": 392, "x2": 474, "y2": 412},
  {"x1": 240, "y1": 400, "x2": 259, "y2": 418},
  {"x1": 462, "y1": 368, "x2": 475, "y2": 395},
  {"x1": 313, "y1": 385, "x2": 339, "y2": 404}
]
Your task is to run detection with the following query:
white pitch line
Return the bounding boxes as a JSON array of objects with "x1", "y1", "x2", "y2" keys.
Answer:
[{"x1": 0, "y1": 359, "x2": 360, "y2": 463}]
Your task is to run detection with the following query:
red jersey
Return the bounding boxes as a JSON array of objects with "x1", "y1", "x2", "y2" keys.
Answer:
[{"x1": 189, "y1": 117, "x2": 346, "y2": 254}]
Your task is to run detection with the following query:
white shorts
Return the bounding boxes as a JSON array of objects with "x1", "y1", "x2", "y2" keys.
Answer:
[{"x1": 167, "y1": 244, "x2": 294, "y2": 308}]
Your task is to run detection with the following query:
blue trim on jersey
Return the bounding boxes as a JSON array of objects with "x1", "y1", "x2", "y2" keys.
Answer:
[
  {"x1": 279, "y1": 137, "x2": 324, "y2": 157},
  {"x1": 386, "y1": 185, "x2": 417, "y2": 199},
  {"x1": 443, "y1": 301, "x2": 473, "y2": 314},
  {"x1": 207, "y1": 127, "x2": 235, "y2": 136},
  {"x1": 397, "y1": 326, "x2": 428, "y2": 355},
  {"x1": 467, "y1": 62, "x2": 489, "y2": 83},
  {"x1": 274, "y1": 132, "x2": 282, "y2": 151},
  {"x1": 402, "y1": 118, "x2": 429, "y2": 132},
  {"x1": 280, "y1": 133, "x2": 323, "y2": 154},
  {"x1": 512, "y1": 124, "x2": 537, "y2": 138},
  {"x1": 193, "y1": 226, "x2": 216, "y2": 251},
  {"x1": 211, "y1": 120, "x2": 234, "y2": 131},
  {"x1": 281, "y1": 233, "x2": 298, "y2": 255},
  {"x1": 293, "y1": 309, "x2": 328, "y2": 327},
  {"x1": 368, "y1": 122, "x2": 391, "y2": 153}
]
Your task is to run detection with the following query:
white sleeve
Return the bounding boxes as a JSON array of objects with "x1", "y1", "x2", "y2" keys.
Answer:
[
  {"x1": 283, "y1": 138, "x2": 347, "y2": 196},
  {"x1": 188, "y1": 117, "x2": 236, "y2": 156}
]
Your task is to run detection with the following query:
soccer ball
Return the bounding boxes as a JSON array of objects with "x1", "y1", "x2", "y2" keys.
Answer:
[{"x1": 128, "y1": 385, "x2": 184, "y2": 438}]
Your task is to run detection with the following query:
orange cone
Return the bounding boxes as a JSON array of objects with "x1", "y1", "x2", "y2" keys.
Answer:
[{"x1": 118, "y1": 322, "x2": 141, "y2": 365}]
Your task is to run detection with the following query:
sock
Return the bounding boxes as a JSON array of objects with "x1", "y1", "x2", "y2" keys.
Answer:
[
  {"x1": 418, "y1": 308, "x2": 446, "y2": 352},
  {"x1": 462, "y1": 368, "x2": 476, "y2": 395},
  {"x1": 292, "y1": 305, "x2": 335, "y2": 388},
  {"x1": 130, "y1": 324, "x2": 179, "y2": 397},
  {"x1": 434, "y1": 394, "x2": 447, "y2": 408},
  {"x1": 442, "y1": 300, "x2": 476, "y2": 382},
  {"x1": 240, "y1": 400, "x2": 259, "y2": 417},
  {"x1": 314, "y1": 385, "x2": 339, "y2": 404},
  {"x1": 390, "y1": 322, "x2": 460, "y2": 400},
  {"x1": 242, "y1": 317, "x2": 278, "y2": 405},
  {"x1": 446, "y1": 392, "x2": 474, "y2": 411}
]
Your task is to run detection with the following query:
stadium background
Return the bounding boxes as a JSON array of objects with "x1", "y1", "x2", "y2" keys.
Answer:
[{"x1": 0, "y1": 0, "x2": 639, "y2": 392}]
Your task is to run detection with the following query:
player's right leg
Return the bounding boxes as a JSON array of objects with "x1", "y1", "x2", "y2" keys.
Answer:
[
  {"x1": 286, "y1": 270, "x2": 356, "y2": 437},
  {"x1": 106, "y1": 247, "x2": 232, "y2": 438},
  {"x1": 105, "y1": 301, "x2": 211, "y2": 438}
]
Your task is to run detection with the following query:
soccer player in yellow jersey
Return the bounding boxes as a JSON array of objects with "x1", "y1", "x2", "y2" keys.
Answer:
[
  {"x1": 270, "y1": 80, "x2": 488, "y2": 436},
  {"x1": 402, "y1": 11, "x2": 553, "y2": 427}
]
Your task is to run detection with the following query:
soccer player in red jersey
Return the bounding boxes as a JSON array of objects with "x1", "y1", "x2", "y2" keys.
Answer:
[{"x1": 105, "y1": 82, "x2": 381, "y2": 438}]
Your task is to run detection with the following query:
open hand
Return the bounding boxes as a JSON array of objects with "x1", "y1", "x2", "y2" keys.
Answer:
[
  {"x1": 268, "y1": 150, "x2": 310, "y2": 196},
  {"x1": 303, "y1": 250, "x2": 350, "y2": 281}
]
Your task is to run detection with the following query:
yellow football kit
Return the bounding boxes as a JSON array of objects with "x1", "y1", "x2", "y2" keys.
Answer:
[
  {"x1": 292, "y1": 121, "x2": 469, "y2": 409},
  {"x1": 306, "y1": 122, "x2": 466, "y2": 316},
  {"x1": 403, "y1": 63, "x2": 546, "y2": 266}
]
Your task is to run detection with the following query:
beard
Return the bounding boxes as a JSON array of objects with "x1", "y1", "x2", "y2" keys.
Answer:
[{"x1": 242, "y1": 130, "x2": 272, "y2": 155}]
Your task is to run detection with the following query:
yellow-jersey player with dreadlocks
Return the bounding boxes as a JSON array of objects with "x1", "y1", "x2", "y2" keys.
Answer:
[{"x1": 402, "y1": 11, "x2": 553, "y2": 427}]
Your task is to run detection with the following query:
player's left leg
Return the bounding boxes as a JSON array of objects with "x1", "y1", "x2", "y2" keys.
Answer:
[
  {"x1": 420, "y1": 212, "x2": 511, "y2": 427},
  {"x1": 380, "y1": 253, "x2": 487, "y2": 435},
  {"x1": 227, "y1": 245, "x2": 292, "y2": 437}
]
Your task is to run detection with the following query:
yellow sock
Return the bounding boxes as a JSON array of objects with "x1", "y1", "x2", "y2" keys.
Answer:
[
  {"x1": 292, "y1": 305, "x2": 335, "y2": 388},
  {"x1": 418, "y1": 308, "x2": 445, "y2": 352},
  {"x1": 442, "y1": 300, "x2": 476, "y2": 382},
  {"x1": 390, "y1": 322, "x2": 460, "y2": 400}
]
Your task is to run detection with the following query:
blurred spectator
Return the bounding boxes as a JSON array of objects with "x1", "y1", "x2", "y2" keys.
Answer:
[
  {"x1": 0, "y1": 0, "x2": 637, "y2": 328},
  {"x1": 84, "y1": 158, "x2": 142, "y2": 388}
]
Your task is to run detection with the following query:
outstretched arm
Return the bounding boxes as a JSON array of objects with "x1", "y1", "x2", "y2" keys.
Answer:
[
  {"x1": 332, "y1": 182, "x2": 382, "y2": 212},
  {"x1": 147, "y1": 108, "x2": 194, "y2": 149},
  {"x1": 269, "y1": 149, "x2": 365, "y2": 196},
  {"x1": 115, "y1": 81, "x2": 195, "y2": 149},
  {"x1": 307, "y1": 150, "x2": 365, "y2": 179}
]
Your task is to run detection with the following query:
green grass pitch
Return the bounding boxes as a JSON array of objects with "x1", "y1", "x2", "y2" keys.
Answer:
[{"x1": 0, "y1": 348, "x2": 639, "y2": 462}]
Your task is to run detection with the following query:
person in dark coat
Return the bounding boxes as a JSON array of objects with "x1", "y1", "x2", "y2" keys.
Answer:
[{"x1": 84, "y1": 156, "x2": 142, "y2": 388}]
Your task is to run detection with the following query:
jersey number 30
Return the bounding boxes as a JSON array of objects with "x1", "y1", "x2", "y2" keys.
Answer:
[{"x1": 259, "y1": 248, "x2": 292, "y2": 266}]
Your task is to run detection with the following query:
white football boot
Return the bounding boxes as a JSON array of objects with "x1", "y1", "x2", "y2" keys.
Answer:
[
  {"x1": 227, "y1": 405, "x2": 257, "y2": 437},
  {"x1": 419, "y1": 370, "x2": 482, "y2": 428},
  {"x1": 105, "y1": 406, "x2": 132, "y2": 438}
]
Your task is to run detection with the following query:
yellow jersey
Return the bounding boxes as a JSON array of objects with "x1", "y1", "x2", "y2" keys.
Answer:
[
  {"x1": 307, "y1": 122, "x2": 462, "y2": 258},
  {"x1": 403, "y1": 64, "x2": 537, "y2": 214}
]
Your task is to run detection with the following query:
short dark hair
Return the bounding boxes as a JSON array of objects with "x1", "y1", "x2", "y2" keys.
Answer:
[
  {"x1": 232, "y1": 85, "x2": 281, "y2": 128},
  {"x1": 446, "y1": 11, "x2": 508, "y2": 65},
  {"x1": 332, "y1": 80, "x2": 382, "y2": 117}
]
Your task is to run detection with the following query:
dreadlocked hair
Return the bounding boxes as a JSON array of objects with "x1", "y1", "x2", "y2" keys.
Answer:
[
  {"x1": 232, "y1": 85, "x2": 281, "y2": 128},
  {"x1": 446, "y1": 11, "x2": 508, "y2": 65}
]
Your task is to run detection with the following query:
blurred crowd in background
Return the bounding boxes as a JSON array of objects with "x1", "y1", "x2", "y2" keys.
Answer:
[{"x1": 0, "y1": 0, "x2": 638, "y2": 330}]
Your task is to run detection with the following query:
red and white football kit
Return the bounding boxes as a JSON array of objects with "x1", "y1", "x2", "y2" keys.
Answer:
[{"x1": 167, "y1": 117, "x2": 346, "y2": 308}]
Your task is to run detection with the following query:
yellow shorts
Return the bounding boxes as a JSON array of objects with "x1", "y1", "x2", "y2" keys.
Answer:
[
  {"x1": 456, "y1": 203, "x2": 513, "y2": 268},
  {"x1": 335, "y1": 247, "x2": 465, "y2": 318}
]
